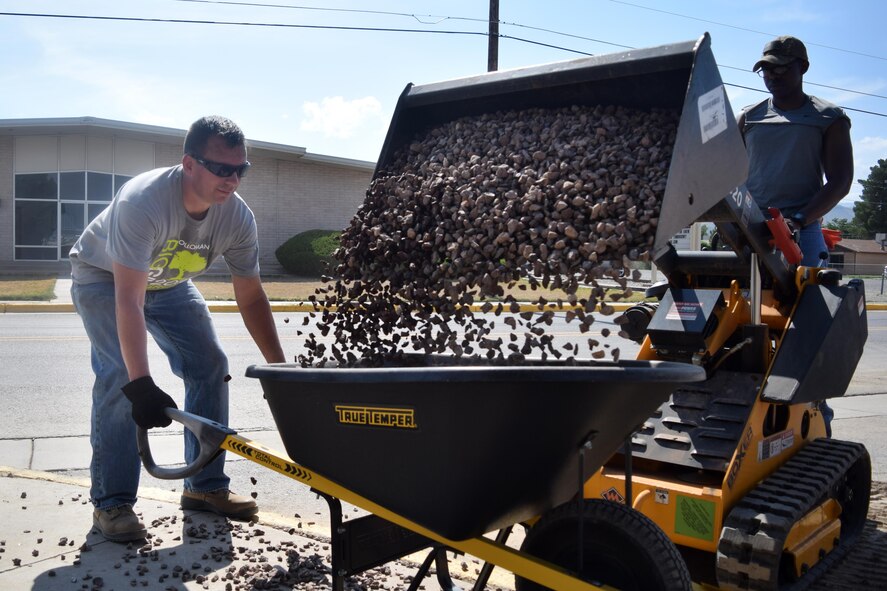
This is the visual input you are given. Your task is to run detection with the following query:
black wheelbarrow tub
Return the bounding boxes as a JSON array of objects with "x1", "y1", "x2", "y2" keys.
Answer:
[{"x1": 246, "y1": 357, "x2": 705, "y2": 541}]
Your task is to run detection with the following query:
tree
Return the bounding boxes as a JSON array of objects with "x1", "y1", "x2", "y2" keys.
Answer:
[
  {"x1": 825, "y1": 217, "x2": 865, "y2": 238},
  {"x1": 852, "y1": 159, "x2": 887, "y2": 238}
]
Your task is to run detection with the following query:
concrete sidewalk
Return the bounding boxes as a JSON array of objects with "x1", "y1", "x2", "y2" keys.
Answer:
[
  {"x1": 2, "y1": 394, "x2": 886, "y2": 590},
  {"x1": 0, "y1": 430, "x2": 488, "y2": 591}
]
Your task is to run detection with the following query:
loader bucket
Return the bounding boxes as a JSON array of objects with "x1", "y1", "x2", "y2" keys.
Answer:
[
  {"x1": 247, "y1": 357, "x2": 705, "y2": 541},
  {"x1": 374, "y1": 33, "x2": 748, "y2": 252}
]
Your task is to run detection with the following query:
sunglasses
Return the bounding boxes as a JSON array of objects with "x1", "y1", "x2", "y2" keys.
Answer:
[
  {"x1": 190, "y1": 154, "x2": 251, "y2": 178},
  {"x1": 757, "y1": 62, "x2": 794, "y2": 77}
]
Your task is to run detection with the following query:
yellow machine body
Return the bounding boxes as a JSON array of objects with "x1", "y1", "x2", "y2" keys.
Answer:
[{"x1": 584, "y1": 265, "x2": 868, "y2": 589}]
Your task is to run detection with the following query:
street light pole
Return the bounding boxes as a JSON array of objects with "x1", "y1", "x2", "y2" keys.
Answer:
[{"x1": 488, "y1": 0, "x2": 499, "y2": 72}]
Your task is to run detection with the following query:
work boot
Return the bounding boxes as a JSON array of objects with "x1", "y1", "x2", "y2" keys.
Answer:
[
  {"x1": 181, "y1": 489, "x2": 258, "y2": 520},
  {"x1": 92, "y1": 505, "x2": 148, "y2": 542}
]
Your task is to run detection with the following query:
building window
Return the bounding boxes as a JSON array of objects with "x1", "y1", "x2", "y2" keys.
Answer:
[
  {"x1": 60, "y1": 172, "x2": 86, "y2": 200},
  {"x1": 13, "y1": 135, "x2": 154, "y2": 262},
  {"x1": 15, "y1": 173, "x2": 58, "y2": 200},
  {"x1": 14, "y1": 170, "x2": 116, "y2": 261},
  {"x1": 14, "y1": 201, "x2": 58, "y2": 260}
]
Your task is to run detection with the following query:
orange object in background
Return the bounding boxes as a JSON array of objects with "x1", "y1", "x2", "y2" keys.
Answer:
[{"x1": 822, "y1": 228, "x2": 842, "y2": 250}]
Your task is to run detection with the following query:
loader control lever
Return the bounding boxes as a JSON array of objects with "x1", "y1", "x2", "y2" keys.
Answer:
[{"x1": 764, "y1": 207, "x2": 802, "y2": 265}]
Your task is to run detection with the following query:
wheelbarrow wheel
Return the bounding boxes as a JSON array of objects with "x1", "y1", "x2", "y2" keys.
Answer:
[{"x1": 515, "y1": 499, "x2": 692, "y2": 591}]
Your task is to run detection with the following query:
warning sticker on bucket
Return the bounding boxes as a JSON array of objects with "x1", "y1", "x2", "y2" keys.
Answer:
[
  {"x1": 665, "y1": 301, "x2": 702, "y2": 322},
  {"x1": 698, "y1": 86, "x2": 728, "y2": 143},
  {"x1": 335, "y1": 405, "x2": 417, "y2": 429}
]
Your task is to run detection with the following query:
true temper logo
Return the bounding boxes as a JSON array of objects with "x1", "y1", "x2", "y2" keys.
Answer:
[{"x1": 335, "y1": 405, "x2": 417, "y2": 429}]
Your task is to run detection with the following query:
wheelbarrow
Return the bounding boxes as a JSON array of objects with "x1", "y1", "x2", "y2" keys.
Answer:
[{"x1": 138, "y1": 356, "x2": 705, "y2": 590}]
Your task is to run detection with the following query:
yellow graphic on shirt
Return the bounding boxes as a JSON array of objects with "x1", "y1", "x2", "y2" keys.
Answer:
[{"x1": 147, "y1": 238, "x2": 209, "y2": 289}]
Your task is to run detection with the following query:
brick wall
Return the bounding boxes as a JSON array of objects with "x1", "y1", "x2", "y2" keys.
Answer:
[{"x1": 239, "y1": 154, "x2": 372, "y2": 275}]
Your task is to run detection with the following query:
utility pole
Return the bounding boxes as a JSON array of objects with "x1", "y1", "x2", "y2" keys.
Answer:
[{"x1": 488, "y1": 0, "x2": 499, "y2": 72}]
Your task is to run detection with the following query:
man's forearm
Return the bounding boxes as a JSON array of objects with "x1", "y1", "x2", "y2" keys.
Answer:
[
  {"x1": 802, "y1": 179, "x2": 852, "y2": 222},
  {"x1": 116, "y1": 299, "x2": 151, "y2": 380},
  {"x1": 239, "y1": 297, "x2": 286, "y2": 363}
]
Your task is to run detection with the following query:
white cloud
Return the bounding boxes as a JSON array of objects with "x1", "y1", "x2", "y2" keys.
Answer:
[
  {"x1": 857, "y1": 136, "x2": 887, "y2": 154},
  {"x1": 855, "y1": 136, "x2": 887, "y2": 176},
  {"x1": 300, "y1": 96, "x2": 383, "y2": 139}
]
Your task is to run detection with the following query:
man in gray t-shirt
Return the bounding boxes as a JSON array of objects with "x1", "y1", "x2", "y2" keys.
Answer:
[
  {"x1": 739, "y1": 37, "x2": 853, "y2": 438},
  {"x1": 69, "y1": 116, "x2": 286, "y2": 542},
  {"x1": 738, "y1": 35, "x2": 853, "y2": 268}
]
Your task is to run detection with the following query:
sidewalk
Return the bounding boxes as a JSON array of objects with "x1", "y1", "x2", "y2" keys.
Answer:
[
  {"x1": 2, "y1": 393, "x2": 886, "y2": 590},
  {"x1": 0, "y1": 470, "x2": 447, "y2": 591},
  {"x1": 0, "y1": 431, "x2": 490, "y2": 591}
]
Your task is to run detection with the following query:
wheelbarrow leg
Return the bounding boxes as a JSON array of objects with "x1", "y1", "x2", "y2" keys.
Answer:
[
  {"x1": 407, "y1": 547, "x2": 460, "y2": 591},
  {"x1": 472, "y1": 526, "x2": 513, "y2": 590},
  {"x1": 319, "y1": 491, "x2": 347, "y2": 591},
  {"x1": 434, "y1": 547, "x2": 461, "y2": 590}
]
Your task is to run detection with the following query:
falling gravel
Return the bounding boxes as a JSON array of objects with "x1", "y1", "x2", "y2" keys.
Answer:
[{"x1": 298, "y1": 103, "x2": 679, "y2": 367}]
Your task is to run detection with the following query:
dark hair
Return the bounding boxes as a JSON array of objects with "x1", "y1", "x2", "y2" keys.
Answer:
[{"x1": 183, "y1": 116, "x2": 246, "y2": 157}]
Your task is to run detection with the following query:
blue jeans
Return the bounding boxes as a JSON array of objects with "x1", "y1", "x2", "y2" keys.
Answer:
[
  {"x1": 71, "y1": 280, "x2": 230, "y2": 510},
  {"x1": 799, "y1": 222, "x2": 828, "y2": 267}
]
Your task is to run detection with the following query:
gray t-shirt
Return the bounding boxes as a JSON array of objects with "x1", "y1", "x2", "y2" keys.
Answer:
[
  {"x1": 70, "y1": 165, "x2": 260, "y2": 289},
  {"x1": 741, "y1": 95, "x2": 850, "y2": 216}
]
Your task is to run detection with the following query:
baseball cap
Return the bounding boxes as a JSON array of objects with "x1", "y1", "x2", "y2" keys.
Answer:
[{"x1": 753, "y1": 35, "x2": 808, "y2": 72}]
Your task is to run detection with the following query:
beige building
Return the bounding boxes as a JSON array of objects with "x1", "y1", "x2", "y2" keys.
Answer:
[
  {"x1": 830, "y1": 238, "x2": 887, "y2": 276},
  {"x1": 0, "y1": 117, "x2": 376, "y2": 275}
]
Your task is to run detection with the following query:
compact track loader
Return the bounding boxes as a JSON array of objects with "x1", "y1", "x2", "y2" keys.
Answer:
[{"x1": 569, "y1": 37, "x2": 872, "y2": 591}]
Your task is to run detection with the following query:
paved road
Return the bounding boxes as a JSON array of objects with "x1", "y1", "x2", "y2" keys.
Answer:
[{"x1": 1, "y1": 311, "x2": 885, "y2": 514}]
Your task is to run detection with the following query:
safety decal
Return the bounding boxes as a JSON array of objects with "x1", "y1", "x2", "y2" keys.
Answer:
[
  {"x1": 335, "y1": 405, "x2": 417, "y2": 429},
  {"x1": 655, "y1": 489, "x2": 670, "y2": 505},
  {"x1": 758, "y1": 429, "x2": 794, "y2": 462},
  {"x1": 601, "y1": 487, "x2": 625, "y2": 503},
  {"x1": 675, "y1": 496, "x2": 716, "y2": 541},
  {"x1": 698, "y1": 86, "x2": 727, "y2": 143},
  {"x1": 665, "y1": 302, "x2": 702, "y2": 321}
]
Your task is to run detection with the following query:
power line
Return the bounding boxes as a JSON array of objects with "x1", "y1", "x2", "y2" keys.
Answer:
[
  {"x1": 726, "y1": 82, "x2": 887, "y2": 118},
  {"x1": 175, "y1": 0, "x2": 457, "y2": 26},
  {"x1": 0, "y1": 11, "x2": 489, "y2": 36},
  {"x1": 0, "y1": 10, "x2": 596, "y2": 57},
  {"x1": 605, "y1": 0, "x2": 887, "y2": 62},
  {"x1": 174, "y1": 0, "x2": 637, "y2": 50},
  {"x1": 167, "y1": 2, "x2": 887, "y2": 107},
  {"x1": 1, "y1": 9, "x2": 885, "y2": 118},
  {"x1": 718, "y1": 64, "x2": 887, "y2": 101}
]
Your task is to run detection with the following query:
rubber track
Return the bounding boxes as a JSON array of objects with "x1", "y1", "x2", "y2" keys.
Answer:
[{"x1": 715, "y1": 438, "x2": 869, "y2": 591}]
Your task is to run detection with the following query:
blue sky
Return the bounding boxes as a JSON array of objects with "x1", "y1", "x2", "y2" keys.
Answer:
[{"x1": 1, "y1": 0, "x2": 884, "y2": 206}]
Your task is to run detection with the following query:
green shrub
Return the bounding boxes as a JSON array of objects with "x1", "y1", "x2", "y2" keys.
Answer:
[{"x1": 275, "y1": 229, "x2": 341, "y2": 277}]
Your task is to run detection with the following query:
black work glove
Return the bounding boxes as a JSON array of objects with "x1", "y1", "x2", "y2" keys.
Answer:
[{"x1": 122, "y1": 376, "x2": 178, "y2": 429}]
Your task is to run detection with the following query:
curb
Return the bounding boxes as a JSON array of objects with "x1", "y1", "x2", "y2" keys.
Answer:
[
  {"x1": 1, "y1": 301, "x2": 639, "y2": 314},
  {"x1": 3, "y1": 301, "x2": 887, "y2": 313}
]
